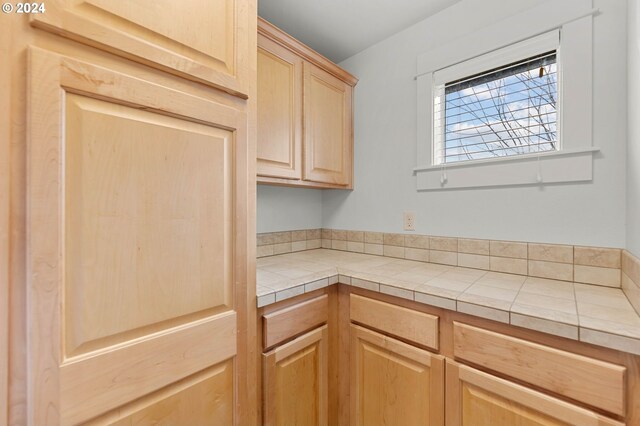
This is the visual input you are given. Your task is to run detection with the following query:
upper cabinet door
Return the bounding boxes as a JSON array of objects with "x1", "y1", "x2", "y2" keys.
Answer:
[
  {"x1": 257, "y1": 34, "x2": 303, "y2": 180},
  {"x1": 31, "y1": 0, "x2": 250, "y2": 98},
  {"x1": 303, "y1": 62, "x2": 353, "y2": 187},
  {"x1": 28, "y1": 48, "x2": 246, "y2": 425}
]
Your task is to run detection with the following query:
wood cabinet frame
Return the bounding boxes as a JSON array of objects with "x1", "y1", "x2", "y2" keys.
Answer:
[
  {"x1": 347, "y1": 285, "x2": 639, "y2": 425},
  {"x1": 350, "y1": 324, "x2": 445, "y2": 426},
  {"x1": 3, "y1": 1, "x2": 258, "y2": 423},
  {"x1": 27, "y1": 47, "x2": 251, "y2": 425},
  {"x1": 257, "y1": 18, "x2": 357, "y2": 189},
  {"x1": 258, "y1": 284, "x2": 640, "y2": 425},
  {"x1": 263, "y1": 326, "x2": 329, "y2": 426},
  {"x1": 29, "y1": 0, "x2": 252, "y2": 97},
  {"x1": 445, "y1": 360, "x2": 624, "y2": 426}
]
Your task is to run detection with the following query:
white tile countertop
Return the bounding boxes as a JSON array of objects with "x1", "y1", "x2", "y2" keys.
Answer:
[{"x1": 257, "y1": 249, "x2": 640, "y2": 356}]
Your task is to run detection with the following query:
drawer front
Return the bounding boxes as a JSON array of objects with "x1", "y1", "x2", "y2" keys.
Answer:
[
  {"x1": 263, "y1": 295, "x2": 328, "y2": 350},
  {"x1": 350, "y1": 294, "x2": 439, "y2": 350},
  {"x1": 453, "y1": 322, "x2": 626, "y2": 416}
]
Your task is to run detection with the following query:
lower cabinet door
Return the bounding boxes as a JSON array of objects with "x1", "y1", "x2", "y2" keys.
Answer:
[
  {"x1": 263, "y1": 325, "x2": 328, "y2": 426},
  {"x1": 445, "y1": 360, "x2": 625, "y2": 426},
  {"x1": 350, "y1": 324, "x2": 445, "y2": 426}
]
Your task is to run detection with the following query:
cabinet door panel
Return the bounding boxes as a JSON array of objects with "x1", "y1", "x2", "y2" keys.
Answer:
[
  {"x1": 263, "y1": 326, "x2": 328, "y2": 426},
  {"x1": 452, "y1": 322, "x2": 626, "y2": 416},
  {"x1": 303, "y1": 63, "x2": 352, "y2": 186},
  {"x1": 31, "y1": 0, "x2": 250, "y2": 97},
  {"x1": 90, "y1": 360, "x2": 233, "y2": 426},
  {"x1": 28, "y1": 48, "x2": 246, "y2": 425},
  {"x1": 350, "y1": 324, "x2": 444, "y2": 426},
  {"x1": 445, "y1": 360, "x2": 624, "y2": 426},
  {"x1": 257, "y1": 35, "x2": 302, "y2": 179}
]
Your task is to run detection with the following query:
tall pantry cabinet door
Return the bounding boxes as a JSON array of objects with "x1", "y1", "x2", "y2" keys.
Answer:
[
  {"x1": 27, "y1": 48, "x2": 247, "y2": 425},
  {"x1": 350, "y1": 325, "x2": 445, "y2": 426},
  {"x1": 303, "y1": 62, "x2": 353, "y2": 187},
  {"x1": 30, "y1": 0, "x2": 251, "y2": 97},
  {"x1": 445, "y1": 360, "x2": 624, "y2": 426},
  {"x1": 263, "y1": 326, "x2": 328, "y2": 426},
  {"x1": 257, "y1": 34, "x2": 303, "y2": 179}
]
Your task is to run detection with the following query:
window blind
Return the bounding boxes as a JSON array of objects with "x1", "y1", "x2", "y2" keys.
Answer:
[{"x1": 433, "y1": 51, "x2": 558, "y2": 165}]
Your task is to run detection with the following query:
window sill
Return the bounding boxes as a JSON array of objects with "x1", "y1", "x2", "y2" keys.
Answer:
[{"x1": 413, "y1": 147, "x2": 599, "y2": 191}]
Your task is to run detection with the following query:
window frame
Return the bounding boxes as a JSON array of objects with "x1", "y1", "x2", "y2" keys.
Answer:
[{"x1": 414, "y1": 0, "x2": 598, "y2": 191}]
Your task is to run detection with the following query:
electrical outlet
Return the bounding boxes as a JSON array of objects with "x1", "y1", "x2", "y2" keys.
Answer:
[{"x1": 403, "y1": 211, "x2": 416, "y2": 231}]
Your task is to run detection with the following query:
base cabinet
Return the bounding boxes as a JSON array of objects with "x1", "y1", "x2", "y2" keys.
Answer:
[
  {"x1": 258, "y1": 290, "x2": 638, "y2": 426},
  {"x1": 263, "y1": 326, "x2": 328, "y2": 426},
  {"x1": 350, "y1": 325, "x2": 445, "y2": 426},
  {"x1": 445, "y1": 360, "x2": 624, "y2": 426}
]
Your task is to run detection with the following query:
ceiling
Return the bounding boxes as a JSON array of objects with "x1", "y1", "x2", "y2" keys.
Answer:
[{"x1": 258, "y1": 0, "x2": 462, "y2": 63}]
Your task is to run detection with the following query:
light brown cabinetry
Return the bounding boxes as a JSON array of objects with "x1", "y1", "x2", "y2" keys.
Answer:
[
  {"x1": 30, "y1": 0, "x2": 252, "y2": 97},
  {"x1": 452, "y1": 322, "x2": 626, "y2": 417},
  {"x1": 263, "y1": 326, "x2": 329, "y2": 426},
  {"x1": 29, "y1": 49, "x2": 244, "y2": 425},
  {"x1": 3, "y1": 0, "x2": 256, "y2": 424},
  {"x1": 257, "y1": 18, "x2": 357, "y2": 189},
  {"x1": 350, "y1": 325, "x2": 445, "y2": 426},
  {"x1": 257, "y1": 34, "x2": 303, "y2": 180},
  {"x1": 342, "y1": 290, "x2": 636, "y2": 426},
  {"x1": 303, "y1": 63, "x2": 353, "y2": 186},
  {"x1": 445, "y1": 360, "x2": 624, "y2": 426},
  {"x1": 260, "y1": 292, "x2": 334, "y2": 426},
  {"x1": 256, "y1": 288, "x2": 639, "y2": 426}
]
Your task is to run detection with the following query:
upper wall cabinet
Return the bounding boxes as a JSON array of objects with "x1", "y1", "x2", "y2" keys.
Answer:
[
  {"x1": 30, "y1": 0, "x2": 251, "y2": 98},
  {"x1": 257, "y1": 18, "x2": 357, "y2": 189}
]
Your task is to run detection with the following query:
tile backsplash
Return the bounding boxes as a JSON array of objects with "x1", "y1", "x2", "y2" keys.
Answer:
[
  {"x1": 257, "y1": 228, "x2": 629, "y2": 290},
  {"x1": 622, "y1": 250, "x2": 640, "y2": 316},
  {"x1": 257, "y1": 229, "x2": 322, "y2": 257}
]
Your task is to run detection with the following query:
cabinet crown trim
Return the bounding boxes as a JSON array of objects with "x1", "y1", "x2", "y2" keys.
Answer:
[{"x1": 258, "y1": 17, "x2": 358, "y2": 86}]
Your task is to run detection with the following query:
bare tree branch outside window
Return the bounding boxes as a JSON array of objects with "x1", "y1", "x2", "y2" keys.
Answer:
[{"x1": 438, "y1": 52, "x2": 558, "y2": 164}]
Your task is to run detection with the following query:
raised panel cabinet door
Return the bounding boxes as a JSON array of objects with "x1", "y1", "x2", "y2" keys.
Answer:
[
  {"x1": 303, "y1": 62, "x2": 353, "y2": 187},
  {"x1": 263, "y1": 326, "x2": 328, "y2": 426},
  {"x1": 257, "y1": 34, "x2": 303, "y2": 180},
  {"x1": 350, "y1": 324, "x2": 445, "y2": 426},
  {"x1": 27, "y1": 47, "x2": 249, "y2": 425},
  {"x1": 30, "y1": 0, "x2": 251, "y2": 98},
  {"x1": 445, "y1": 360, "x2": 625, "y2": 426}
]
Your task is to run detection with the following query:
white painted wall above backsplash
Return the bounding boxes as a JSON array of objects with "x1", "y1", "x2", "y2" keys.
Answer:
[
  {"x1": 627, "y1": 0, "x2": 640, "y2": 257},
  {"x1": 258, "y1": 0, "x2": 631, "y2": 250},
  {"x1": 322, "y1": 0, "x2": 628, "y2": 248},
  {"x1": 257, "y1": 186, "x2": 323, "y2": 233}
]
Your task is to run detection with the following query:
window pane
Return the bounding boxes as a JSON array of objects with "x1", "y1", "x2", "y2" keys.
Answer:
[{"x1": 439, "y1": 52, "x2": 557, "y2": 164}]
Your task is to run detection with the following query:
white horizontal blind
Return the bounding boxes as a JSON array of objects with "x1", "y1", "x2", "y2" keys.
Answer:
[{"x1": 434, "y1": 51, "x2": 558, "y2": 165}]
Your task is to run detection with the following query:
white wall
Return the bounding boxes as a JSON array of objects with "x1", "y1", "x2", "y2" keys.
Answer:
[
  {"x1": 628, "y1": 0, "x2": 640, "y2": 256},
  {"x1": 322, "y1": 0, "x2": 628, "y2": 247},
  {"x1": 257, "y1": 186, "x2": 323, "y2": 233}
]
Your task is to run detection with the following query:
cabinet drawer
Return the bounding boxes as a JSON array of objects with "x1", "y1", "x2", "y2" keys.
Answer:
[
  {"x1": 350, "y1": 294, "x2": 439, "y2": 350},
  {"x1": 263, "y1": 294, "x2": 328, "y2": 350},
  {"x1": 453, "y1": 322, "x2": 626, "y2": 416}
]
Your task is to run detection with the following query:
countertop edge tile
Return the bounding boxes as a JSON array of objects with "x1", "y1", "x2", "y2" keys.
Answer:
[
  {"x1": 579, "y1": 328, "x2": 640, "y2": 356},
  {"x1": 510, "y1": 312, "x2": 579, "y2": 340},
  {"x1": 457, "y1": 301, "x2": 510, "y2": 324}
]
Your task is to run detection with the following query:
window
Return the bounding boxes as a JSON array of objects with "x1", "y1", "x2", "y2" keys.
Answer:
[
  {"x1": 434, "y1": 52, "x2": 558, "y2": 165},
  {"x1": 414, "y1": 2, "x2": 596, "y2": 190}
]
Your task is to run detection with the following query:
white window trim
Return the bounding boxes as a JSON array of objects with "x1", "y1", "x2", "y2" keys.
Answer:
[{"x1": 415, "y1": 0, "x2": 598, "y2": 191}]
